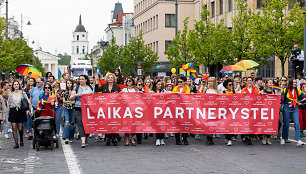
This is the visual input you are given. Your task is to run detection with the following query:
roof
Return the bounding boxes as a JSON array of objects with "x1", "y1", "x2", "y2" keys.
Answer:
[
  {"x1": 110, "y1": 13, "x2": 133, "y2": 26},
  {"x1": 112, "y1": 2, "x2": 124, "y2": 21},
  {"x1": 75, "y1": 15, "x2": 86, "y2": 32}
]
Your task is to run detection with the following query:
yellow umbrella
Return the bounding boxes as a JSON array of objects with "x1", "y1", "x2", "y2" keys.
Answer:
[{"x1": 235, "y1": 60, "x2": 259, "y2": 70}]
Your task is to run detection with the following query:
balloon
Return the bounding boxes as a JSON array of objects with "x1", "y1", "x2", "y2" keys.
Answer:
[{"x1": 171, "y1": 68, "x2": 176, "y2": 74}]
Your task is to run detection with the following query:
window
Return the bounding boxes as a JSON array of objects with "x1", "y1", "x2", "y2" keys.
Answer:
[
  {"x1": 77, "y1": 35, "x2": 79, "y2": 41},
  {"x1": 220, "y1": 0, "x2": 223, "y2": 15},
  {"x1": 211, "y1": 2, "x2": 215, "y2": 17},
  {"x1": 257, "y1": 0, "x2": 266, "y2": 9},
  {"x1": 82, "y1": 46, "x2": 85, "y2": 54},
  {"x1": 165, "y1": 40, "x2": 172, "y2": 51},
  {"x1": 228, "y1": 0, "x2": 232, "y2": 12},
  {"x1": 76, "y1": 46, "x2": 79, "y2": 54},
  {"x1": 165, "y1": 14, "x2": 176, "y2": 27}
]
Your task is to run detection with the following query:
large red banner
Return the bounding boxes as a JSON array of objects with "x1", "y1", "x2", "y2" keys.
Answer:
[{"x1": 81, "y1": 93, "x2": 280, "y2": 134}]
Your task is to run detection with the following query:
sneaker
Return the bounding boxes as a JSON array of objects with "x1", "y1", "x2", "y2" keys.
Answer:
[
  {"x1": 285, "y1": 139, "x2": 291, "y2": 143},
  {"x1": 297, "y1": 140, "x2": 304, "y2": 147},
  {"x1": 281, "y1": 138, "x2": 285, "y2": 145},
  {"x1": 69, "y1": 140, "x2": 73, "y2": 143},
  {"x1": 227, "y1": 140, "x2": 232, "y2": 146},
  {"x1": 170, "y1": 133, "x2": 174, "y2": 137},
  {"x1": 176, "y1": 141, "x2": 182, "y2": 145},
  {"x1": 85, "y1": 141, "x2": 89, "y2": 146},
  {"x1": 4, "y1": 134, "x2": 9, "y2": 139},
  {"x1": 65, "y1": 139, "x2": 69, "y2": 144},
  {"x1": 8, "y1": 128, "x2": 12, "y2": 133},
  {"x1": 89, "y1": 134, "x2": 93, "y2": 138},
  {"x1": 81, "y1": 143, "x2": 86, "y2": 148},
  {"x1": 300, "y1": 131, "x2": 305, "y2": 137},
  {"x1": 195, "y1": 134, "x2": 200, "y2": 140},
  {"x1": 165, "y1": 133, "x2": 169, "y2": 139},
  {"x1": 156, "y1": 139, "x2": 161, "y2": 146},
  {"x1": 160, "y1": 139, "x2": 165, "y2": 145},
  {"x1": 266, "y1": 138, "x2": 272, "y2": 145},
  {"x1": 183, "y1": 139, "x2": 189, "y2": 145},
  {"x1": 262, "y1": 137, "x2": 267, "y2": 145},
  {"x1": 231, "y1": 136, "x2": 236, "y2": 141}
]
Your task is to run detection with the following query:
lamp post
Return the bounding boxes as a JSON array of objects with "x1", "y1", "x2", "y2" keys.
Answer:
[
  {"x1": 20, "y1": 14, "x2": 31, "y2": 38},
  {"x1": 5, "y1": 0, "x2": 8, "y2": 39},
  {"x1": 304, "y1": 2, "x2": 306, "y2": 78},
  {"x1": 108, "y1": 24, "x2": 114, "y2": 38},
  {"x1": 175, "y1": 0, "x2": 178, "y2": 36}
]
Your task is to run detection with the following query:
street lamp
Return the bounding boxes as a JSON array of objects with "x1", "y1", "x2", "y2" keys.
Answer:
[
  {"x1": 20, "y1": 14, "x2": 31, "y2": 38},
  {"x1": 5, "y1": 0, "x2": 8, "y2": 39},
  {"x1": 175, "y1": 0, "x2": 178, "y2": 36},
  {"x1": 108, "y1": 24, "x2": 114, "y2": 38}
]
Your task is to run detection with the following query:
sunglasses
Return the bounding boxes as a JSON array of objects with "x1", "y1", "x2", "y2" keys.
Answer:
[
  {"x1": 281, "y1": 80, "x2": 287, "y2": 81},
  {"x1": 45, "y1": 87, "x2": 51, "y2": 89},
  {"x1": 126, "y1": 80, "x2": 132, "y2": 82},
  {"x1": 178, "y1": 81, "x2": 183, "y2": 83},
  {"x1": 228, "y1": 84, "x2": 233, "y2": 86},
  {"x1": 138, "y1": 84, "x2": 143, "y2": 86}
]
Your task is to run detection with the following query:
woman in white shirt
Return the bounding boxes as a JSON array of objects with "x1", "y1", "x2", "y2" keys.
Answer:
[
  {"x1": 121, "y1": 77, "x2": 137, "y2": 146},
  {"x1": 199, "y1": 77, "x2": 219, "y2": 145}
]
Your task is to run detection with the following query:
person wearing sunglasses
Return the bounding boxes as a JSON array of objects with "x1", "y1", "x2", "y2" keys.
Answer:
[
  {"x1": 172, "y1": 76, "x2": 190, "y2": 145},
  {"x1": 121, "y1": 77, "x2": 138, "y2": 146},
  {"x1": 29, "y1": 77, "x2": 44, "y2": 140},
  {"x1": 222, "y1": 79, "x2": 236, "y2": 146},
  {"x1": 37, "y1": 83, "x2": 57, "y2": 119}
]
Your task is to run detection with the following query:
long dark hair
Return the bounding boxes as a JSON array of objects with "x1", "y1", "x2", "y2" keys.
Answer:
[
  {"x1": 11, "y1": 80, "x2": 21, "y2": 92},
  {"x1": 287, "y1": 78, "x2": 297, "y2": 91},
  {"x1": 79, "y1": 75, "x2": 90, "y2": 86},
  {"x1": 115, "y1": 68, "x2": 124, "y2": 84},
  {"x1": 45, "y1": 72, "x2": 52, "y2": 78},
  {"x1": 152, "y1": 79, "x2": 164, "y2": 92},
  {"x1": 65, "y1": 79, "x2": 74, "y2": 94}
]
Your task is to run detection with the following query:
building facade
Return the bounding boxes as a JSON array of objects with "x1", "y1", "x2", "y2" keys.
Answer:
[
  {"x1": 34, "y1": 50, "x2": 60, "y2": 78},
  {"x1": 133, "y1": 0, "x2": 199, "y2": 77},
  {"x1": 71, "y1": 15, "x2": 89, "y2": 65},
  {"x1": 7, "y1": 17, "x2": 21, "y2": 39}
]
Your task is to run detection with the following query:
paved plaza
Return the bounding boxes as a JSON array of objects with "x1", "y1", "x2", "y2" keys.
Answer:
[{"x1": 0, "y1": 128, "x2": 306, "y2": 174}]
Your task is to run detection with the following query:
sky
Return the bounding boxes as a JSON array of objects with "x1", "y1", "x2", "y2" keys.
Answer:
[{"x1": 1, "y1": 0, "x2": 134, "y2": 55}]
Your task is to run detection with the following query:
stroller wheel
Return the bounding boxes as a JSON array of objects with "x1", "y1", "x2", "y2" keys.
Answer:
[
  {"x1": 32, "y1": 138, "x2": 36, "y2": 149},
  {"x1": 36, "y1": 142, "x2": 40, "y2": 151},
  {"x1": 50, "y1": 142, "x2": 54, "y2": 150}
]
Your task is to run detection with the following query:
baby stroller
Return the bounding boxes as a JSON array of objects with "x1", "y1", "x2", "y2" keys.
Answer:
[{"x1": 32, "y1": 109, "x2": 59, "y2": 151}]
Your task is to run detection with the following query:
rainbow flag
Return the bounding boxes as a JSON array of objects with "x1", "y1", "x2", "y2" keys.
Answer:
[
  {"x1": 58, "y1": 69, "x2": 63, "y2": 83},
  {"x1": 273, "y1": 85, "x2": 281, "y2": 91},
  {"x1": 18, "y1": 79, "x2": 23, "y2": 86},
  {"x1": 182, "y1": 63, "x2": 194, "y2": 71},
  {"x1": 190, "y1": 73, "x2": 198, "y2": 80}
]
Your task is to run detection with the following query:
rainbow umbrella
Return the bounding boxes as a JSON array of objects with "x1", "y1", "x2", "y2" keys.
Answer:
[
  {"x1": 235, "y1": 60, "x2": 259, "y2": 70},
  {"x1": 219, "y1": 65, "x2": 246, "y2": 73},
  {"x1": 16, "y1": 64, "x2": 41, "y2": 80}
]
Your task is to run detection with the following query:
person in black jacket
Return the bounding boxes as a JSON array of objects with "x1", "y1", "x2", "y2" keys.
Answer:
[{"x1": 94, "y1": 73, "x2": 120, "y2": 146}]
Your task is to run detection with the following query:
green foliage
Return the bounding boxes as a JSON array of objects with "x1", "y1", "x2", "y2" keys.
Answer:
[
  {"x1": 188, "y1": 7, "x2": 232, "y2": 72},
  {"x1": 97, "y1": 37, "x2": 123, "y2": 75},
  {"x1": 165, "y1": 18, "x2": 195, "y2": 68},
  {"x1": 97, "y1": 34, "x2": 159, "y2": 76},
  {"x1": 253, "y1": 0, "x2": 305, "y2": 75},
  {"x1": 121, "y1": 33, "x2": 159, "y2": 76},
  {"x1": 0, "y1": 17, "x2": 45, "y2": 74},
  {"x1": 58, "y1": 53, "x2": 71, "y2": 65}
]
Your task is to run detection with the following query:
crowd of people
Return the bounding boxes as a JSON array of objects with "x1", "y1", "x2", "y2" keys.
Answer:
[{"x1": 0, "y1": 69, "x2": 306, "y2": 150}]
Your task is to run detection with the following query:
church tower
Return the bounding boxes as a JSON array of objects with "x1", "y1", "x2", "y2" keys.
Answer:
[{"x1": 71, "y1": 15, "x2": 89, "y2": 64}]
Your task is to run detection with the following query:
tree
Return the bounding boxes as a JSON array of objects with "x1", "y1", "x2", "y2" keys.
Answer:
[
  {"x1": 165, "y1": 18, "x2": 195, "y2": 68},
  {"x1": 0, "y1": 18, "x2": 44, "y2": 74},
  {"x1": 97, "y1": 37, "x2": 123, "y2": 74},
  {"x1": 58, "y1": 53, "x2": 71, "y2": 65},
  {"x1": 254, "y1": 0, "x2": 305, "y2": 75},
  {"x1": 188, "y1": 7, "x2": 232, "y2": 74},
  {"x1": 121, "y1": 33, "x2": 159, "y2": 76}
]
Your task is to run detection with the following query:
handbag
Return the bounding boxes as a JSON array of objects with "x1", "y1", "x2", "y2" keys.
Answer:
[{"x1": 21, "y1": 93, "x2": 30, "y2": 110}]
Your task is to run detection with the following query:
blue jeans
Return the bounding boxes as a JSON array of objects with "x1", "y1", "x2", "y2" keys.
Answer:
[
  {"x1": 55, "y1": 106, "x2": 64, "y2": 135},
  {"x1": 62, "y1": 108, "x2": 75, "y2": 140},
  {"x1": 4, "y1": 110, "x2": 11, "y2": 134},
  {"x1": 23, "y1": 113, "x2": 33, "y2": 133},
  {"x1": 282, "y1": 104, "x2": 300, "y2": 140}
]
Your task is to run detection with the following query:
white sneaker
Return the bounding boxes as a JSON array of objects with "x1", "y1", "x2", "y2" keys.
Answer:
[
  {"x1": 195, "y1": 134, "x2": 200, "y2": 140},
  {"x1": 69, "y1": 140, "x2": 73, "y2": 143},
  {"x1": 280, "y1": 138, "x2": 285, "y2": 145},
  {"x1": 262, "y1": 137, "x2": 267, "y2": 145},
  {"x1": 297, "y1": 140, "x2": 304, "y2": 147},
  {"x1": 4, "y1": 134, "x2": 9, "y2": 139},
  {"x1": 156, "y1": 139, "x2": 161, "y2": 146},
  {"x1": 160, "y1": 139, "x2": 165, "y2": 145},
  {"x1": 8, "y1": 128, "x2": 12, "y2": 133},
  {"x1": 227, "y1": 140, "x2": 232, "y2": 146},
  {"x1": 164, "y1": 133, "x2": 168, "y2": 139}
]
